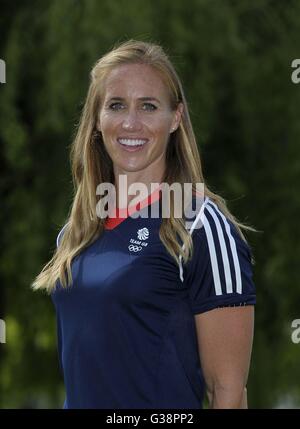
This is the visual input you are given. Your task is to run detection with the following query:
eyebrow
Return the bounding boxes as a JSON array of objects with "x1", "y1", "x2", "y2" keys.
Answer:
[{"x1": 107, "y1": 97, "x2": 161, "y2": 105}]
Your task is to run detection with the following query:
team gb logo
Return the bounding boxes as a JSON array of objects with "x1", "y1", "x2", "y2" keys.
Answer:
[{"x1": 137, "y1": 227, "x2": 149, "y2": 241}]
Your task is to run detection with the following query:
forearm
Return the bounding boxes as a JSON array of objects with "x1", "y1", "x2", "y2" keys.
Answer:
[{"x1": 208, "y1": 386, "x2": 248, "y2": 409}]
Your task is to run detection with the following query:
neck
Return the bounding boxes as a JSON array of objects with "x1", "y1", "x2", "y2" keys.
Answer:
[{"x1": 113, "y1": 173, "x2": 164, "y2": 209}]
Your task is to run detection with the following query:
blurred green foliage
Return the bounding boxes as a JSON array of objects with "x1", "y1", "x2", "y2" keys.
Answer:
[{"x1": 0, "y1": 0, "x2": 300, "y2": 408}]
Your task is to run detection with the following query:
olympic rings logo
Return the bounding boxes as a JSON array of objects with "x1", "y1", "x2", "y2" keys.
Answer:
[{"x1": 128, "y1": 245, "x2": 142, "y2": 252}]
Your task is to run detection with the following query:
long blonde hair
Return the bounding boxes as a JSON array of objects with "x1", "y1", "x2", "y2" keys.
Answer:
[{"x1": 31, "y1": 39, "x2": 253, "y2": 294}]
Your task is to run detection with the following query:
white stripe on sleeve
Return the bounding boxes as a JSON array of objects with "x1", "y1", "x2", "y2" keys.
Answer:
[
  {"x1": 206, "y1": 204, "x2": 233, "y2": 293},
  {"x1": 56, "y1": 223, "x2": 68, "y2": 248},
  {"x1": 201, "y1": 213, "x2": 223, "y2": 296},
  {"x1": 207, "y1": 201, "x2": 242, "y2": 294},
  {"x1": 178, "y1": 197, "x2": 209, "y2": 282}
]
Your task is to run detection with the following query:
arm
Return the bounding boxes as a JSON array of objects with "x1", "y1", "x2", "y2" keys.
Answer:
[{"x1": 194, "y1": 305, "x2": 254, "y2": 409}]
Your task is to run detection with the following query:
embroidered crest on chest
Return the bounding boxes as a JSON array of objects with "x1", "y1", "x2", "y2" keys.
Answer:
[{"x1": 128, "y1": 227, "x2": 150, "y2": 253}]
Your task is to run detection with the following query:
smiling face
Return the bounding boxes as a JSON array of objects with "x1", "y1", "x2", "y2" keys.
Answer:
[{"x1": 97, "y1": 63, "x2": 183, "y2": 185}]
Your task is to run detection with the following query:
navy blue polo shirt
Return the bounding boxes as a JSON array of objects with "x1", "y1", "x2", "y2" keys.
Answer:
[{"x1": 51, "y1": 189, "x2": 256, "y2": 409}]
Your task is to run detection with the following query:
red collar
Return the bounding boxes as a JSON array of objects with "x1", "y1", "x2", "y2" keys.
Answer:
[{"x1": 104, "y1": 184, "x2": 162, "y2": 230}]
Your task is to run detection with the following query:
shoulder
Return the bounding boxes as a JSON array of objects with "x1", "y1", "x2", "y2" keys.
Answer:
[
  {"x1": 183, "y1": 197, "x2": 256, "y2": 311},
  {"x1": 186, "y1": 197, "x2": 251, "y2": 254},
  {"x1": 183, "y1": 197, "x2": 254, "y2": 286}
]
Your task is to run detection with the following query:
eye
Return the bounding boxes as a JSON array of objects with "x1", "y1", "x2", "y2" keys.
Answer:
[
  {"x1": 109, "y1": 102, "x2": 124, "y2": 111},
  {"x1": 142, "y1": 103, "x2": 157, "y2": 111},
  {"x1": 107, "y1": 102, "x2": 157, "y2": 111}
]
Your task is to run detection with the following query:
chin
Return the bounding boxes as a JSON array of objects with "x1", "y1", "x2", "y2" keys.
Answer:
[{"x1": 121, "y1": 165, "x2": 145, "y2": 173}]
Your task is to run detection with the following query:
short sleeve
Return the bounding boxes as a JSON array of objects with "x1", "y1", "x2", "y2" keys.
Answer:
[{"x1": 183, "y1": 200, "x2": 256, "y2": 314}]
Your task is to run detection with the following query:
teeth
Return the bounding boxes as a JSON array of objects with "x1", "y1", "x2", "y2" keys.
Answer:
[{"x1": 118, "y1": 138, "x2": 147, "y2": 146}]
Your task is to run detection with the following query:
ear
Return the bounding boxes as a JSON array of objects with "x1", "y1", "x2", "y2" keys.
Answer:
[{"x1": 170, "y1": 102, "x2": 184, "y2": 133}]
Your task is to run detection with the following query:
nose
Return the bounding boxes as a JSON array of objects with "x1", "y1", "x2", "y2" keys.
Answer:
[{"x1": 121, "y1": 108, "x2": 142, "y2": 131}]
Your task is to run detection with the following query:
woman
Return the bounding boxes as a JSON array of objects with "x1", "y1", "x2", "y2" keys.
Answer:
[{"x1": 32, "y1": 39, "x2": 256, "y2": 409}]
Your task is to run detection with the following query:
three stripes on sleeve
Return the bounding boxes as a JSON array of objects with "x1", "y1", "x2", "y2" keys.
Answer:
[{"x1": 181, "y1": 197, "x2": 256, "y2": 314}]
